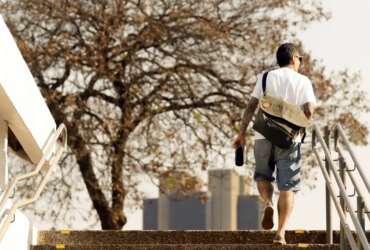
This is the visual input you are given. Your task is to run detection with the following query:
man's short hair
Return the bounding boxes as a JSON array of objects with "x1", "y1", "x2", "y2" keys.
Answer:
[{"x1": 276, "y1": 43, "x2": 298, "y2": 67}]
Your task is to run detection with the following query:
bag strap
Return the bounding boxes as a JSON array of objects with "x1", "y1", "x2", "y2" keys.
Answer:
[
  {"x1": 262, "y1": 71, "x2": 268, "y2": 96},
  {"x1": 301, "y1": 128, "x2": 307, "y2": 143}
]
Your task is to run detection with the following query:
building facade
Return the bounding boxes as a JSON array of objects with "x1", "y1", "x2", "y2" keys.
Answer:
[{"x1": 143, "y1": 169, "x2": 263, "y2": 230}]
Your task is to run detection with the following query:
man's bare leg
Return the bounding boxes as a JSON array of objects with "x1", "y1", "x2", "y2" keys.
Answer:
[
  {"x1": 257, "y1": 180, "x2": 274, "y2": 229},
  {"x1": 257, "y1": 180, "x2": 273, "y2": 205},
  {"x1": 275, "y1": 191, "x2": 295, "y2": 243}
]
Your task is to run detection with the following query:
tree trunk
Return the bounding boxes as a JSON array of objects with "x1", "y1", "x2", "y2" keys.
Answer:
[
  {"x1": 110, "y1": 131, "x2": 128, "y2": 230},
  {"x1": 70, "y1": 121, "x2": 127, "y2": 229}
]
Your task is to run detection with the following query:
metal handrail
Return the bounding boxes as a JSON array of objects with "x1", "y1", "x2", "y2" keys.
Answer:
[
  {"x1": 312, "y1": 124, "x2": 369, "y2": 250},
  {"x1": 0, "y1": 124, "x2": 67, "y2": 242},
  {"x1": 335, "y1": 124, "x2": 370, "y2": 193},
  {"x1": 336, "y1": 145, "x2": 370, "y2": 222}
]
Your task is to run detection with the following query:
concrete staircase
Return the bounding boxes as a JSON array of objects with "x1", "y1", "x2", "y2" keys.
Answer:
[{"x1": 31, "y1": 230, "x2": 370, "y2": 249}]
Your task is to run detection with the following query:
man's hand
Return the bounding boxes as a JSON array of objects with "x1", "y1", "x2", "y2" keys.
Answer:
[
  {"x1": 233, "y1": 97, "x2": 259, "y2": 149},
  {"x1": 302, "y1": 102, "x2": 314, "y2": 120},
  {"x1": 233, "y1": 133, "x2": 246, "y2": 148}
]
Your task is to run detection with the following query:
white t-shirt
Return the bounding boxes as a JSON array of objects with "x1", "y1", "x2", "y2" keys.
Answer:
[{"x1": 251, "y1": 67, "x2": 317, "y2": 140}]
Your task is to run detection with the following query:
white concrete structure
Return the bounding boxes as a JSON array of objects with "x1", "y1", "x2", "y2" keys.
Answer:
[
  {"x1": 207, "y1": 169, "x2": 240, "y2": 230},
  {"x1": 0, "y1": 201, "x2": 37, "y2": 250},
  {"x1": 0, "y1": 120, "x2": 8, "y2": 190},
  {"x1": 0, "y1": 16, "x2": 56, "y2": 167},
  {"x1": 0, "y1": 15, "x2": 66, "y2": 249}
]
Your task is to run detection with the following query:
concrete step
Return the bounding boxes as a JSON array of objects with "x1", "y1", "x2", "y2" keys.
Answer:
[
  {"x1": 37, "y1": 230, "x2": 369, "y2": 245},
  {"x1": 31, "y1": 243, "x2": 340, "y2": 250}
]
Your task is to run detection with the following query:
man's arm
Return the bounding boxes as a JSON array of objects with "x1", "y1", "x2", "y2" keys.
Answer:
[
  {"x1": 302, "y1": 102, "x2": 315, "y2": 120},
  {"x1": 233, "y1": 97, "x2": 259, "y2": 148},
  {"x1": 240, "y1": 97, "x2": 259, "y2": 135}
]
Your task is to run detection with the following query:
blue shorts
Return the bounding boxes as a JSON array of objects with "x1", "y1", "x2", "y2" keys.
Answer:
[{"x1": 253, "y1": 139, "x2": 301, "y2": 192}]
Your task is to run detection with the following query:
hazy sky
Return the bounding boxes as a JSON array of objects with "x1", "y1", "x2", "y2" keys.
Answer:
[
  {"x1": 301, "y1": 0, "x2": 370, "y2": 94},
  {"x1": 123, "y1": 1, "x2": 370, "y2": 230},
  {"x1": 295, "y1": 0, "x2": 370, "y2": 230}
]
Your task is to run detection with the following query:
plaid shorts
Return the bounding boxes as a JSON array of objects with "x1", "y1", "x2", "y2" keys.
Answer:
[{"x1": 253, "y1": 139, "x2": 302, "y2": 192}]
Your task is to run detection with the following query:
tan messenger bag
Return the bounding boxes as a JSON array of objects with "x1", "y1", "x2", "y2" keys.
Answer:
[{"x1": 252, "y1": 71, "x2": 311, "y2": 149}]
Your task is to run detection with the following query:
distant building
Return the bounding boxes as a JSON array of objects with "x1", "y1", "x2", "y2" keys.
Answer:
[
  {"x1": 143, "y1": 169, "x2": 263, "y2": 230},
  {"x1": 160, "y1": 192, "x2": 208, "y2": 230},
  {"x1": 237, "y1": 195, "x2": 264, "y2": 230},
  {"x1": 143, "y1": 198, "x2": 158, "y2": 230}
]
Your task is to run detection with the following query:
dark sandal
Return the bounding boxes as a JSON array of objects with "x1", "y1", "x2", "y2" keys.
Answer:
[{"x1": 261, "y1": 206, "x2": 274, "y2": 230}]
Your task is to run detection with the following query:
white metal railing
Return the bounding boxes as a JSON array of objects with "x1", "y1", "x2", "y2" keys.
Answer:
[
  {"x1": 0, "y1": 124, "x2": 67, "y2": 242},
  {"x1": 312, "y1": 123, "x2": 369, "y2": 250}
]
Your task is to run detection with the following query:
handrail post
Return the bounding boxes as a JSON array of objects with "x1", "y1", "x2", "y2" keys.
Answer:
[
  {"x1": 357, "y1": 197, "x2": 365, "y2": 250},
  {"x1": 338, "y1": 146, "x2": 349, "y2": 250},
  {"x1": 324, "y1": 126, "x2": 333, "y2": 244}
]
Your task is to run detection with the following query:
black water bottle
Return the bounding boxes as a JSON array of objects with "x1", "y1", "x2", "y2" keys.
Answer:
[{"x1": 235, "y1": 144, "x2": 244, "y2": 166}]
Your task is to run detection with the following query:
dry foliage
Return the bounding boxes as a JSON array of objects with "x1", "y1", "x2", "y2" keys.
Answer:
[{"x1": 1, "y1": 0, "x2": 368, "y2": 229}]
